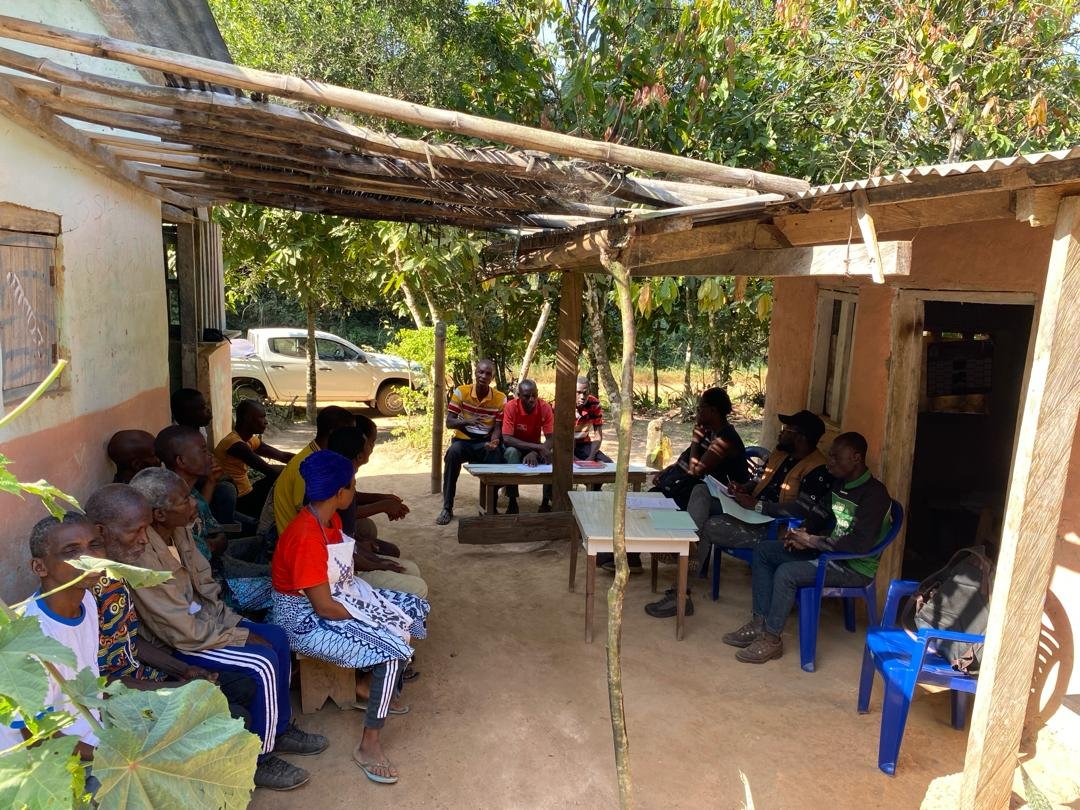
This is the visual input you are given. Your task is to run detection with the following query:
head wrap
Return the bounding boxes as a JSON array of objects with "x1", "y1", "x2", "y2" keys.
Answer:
[{"x1": 299, "y1": 450, "x2": 354, "y2": 502}]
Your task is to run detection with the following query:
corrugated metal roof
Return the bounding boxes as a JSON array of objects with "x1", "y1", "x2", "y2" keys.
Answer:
[{"x1": 802, "y1": 147, "x2": 1080, "y2": 197}]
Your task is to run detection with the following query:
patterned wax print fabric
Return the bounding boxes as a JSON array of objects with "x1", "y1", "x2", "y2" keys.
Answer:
[
  {"x1": 92, "y1": 576, "x2": 167, "y2": 682},
  {"x1": 271, "y1": 508, "x2": 428, "y2": 669}
]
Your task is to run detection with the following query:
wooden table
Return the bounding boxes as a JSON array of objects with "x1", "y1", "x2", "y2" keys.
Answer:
[
  {"x1": 568, "y1": 490, "x2": 697, "y2": 642},
  {"x1": 463, "y1": 462, "x2": 649, "y2": 515}
]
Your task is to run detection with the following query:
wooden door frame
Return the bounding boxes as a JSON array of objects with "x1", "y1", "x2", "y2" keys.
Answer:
[{"x1": 877, "y1": 288, "x2": 1038, "y2": 592}]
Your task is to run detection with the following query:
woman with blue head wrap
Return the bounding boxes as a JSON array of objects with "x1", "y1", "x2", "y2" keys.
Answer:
[{"x1": 271, "y1": 450, "x2": 430, "y2": 785}]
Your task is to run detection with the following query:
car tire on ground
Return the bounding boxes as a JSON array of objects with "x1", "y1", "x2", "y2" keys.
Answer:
[
  {"x1": 375, "y1": 382, "x2": 406, "y2": 416},
  {"x1": 233, "y1": 382, "x2": 266, "y2": 405}
]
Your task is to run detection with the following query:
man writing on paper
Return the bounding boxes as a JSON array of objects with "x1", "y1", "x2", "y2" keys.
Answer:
[
  {"x1": 647, "y1": 410, "x2": 832, "y2": 620},
  {"x1": 500, "y1": 379, "x2": 555, "y2": 514},
  {"x1": 692, "y1": 410, "x2": 833, "y2": 559}
]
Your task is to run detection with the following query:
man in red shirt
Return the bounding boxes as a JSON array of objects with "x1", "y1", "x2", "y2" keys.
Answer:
[{"x1": 501, "y1": 379, "x2": 554, "y2": 513}]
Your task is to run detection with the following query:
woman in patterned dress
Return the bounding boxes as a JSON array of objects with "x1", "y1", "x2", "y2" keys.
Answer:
[{"x1": 271, "y1": 450, "x2": 429, "y2": 784}]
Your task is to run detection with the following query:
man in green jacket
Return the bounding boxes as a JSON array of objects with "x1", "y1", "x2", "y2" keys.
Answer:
[{"x1": 722, "y1": 432, "x2": 892, "y2": 664}]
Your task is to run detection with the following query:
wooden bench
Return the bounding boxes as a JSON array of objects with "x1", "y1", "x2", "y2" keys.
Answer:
[
  {"x1": 463, "y1": 463, "x2": 650, "y2": 515},
  {"x1": 296, "y1": 654, "x2": 354, "y2": 714}
]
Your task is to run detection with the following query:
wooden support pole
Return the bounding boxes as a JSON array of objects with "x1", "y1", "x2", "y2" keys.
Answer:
[
  {"x1": 960, "y1": 195, "x2": 1080, "y2": 808},
  {"x1": 176, "y1": 222, "x2": 199, "y2": 388},
  {"x1": 431, "y1": 321, "x2": 447, "y2": 495},
  {"x1": 852, "y1": 189, "x2": 885, "y2": 284},
  {"x1": 551, "y1": 272, "x2": 584, "y2": 513}
]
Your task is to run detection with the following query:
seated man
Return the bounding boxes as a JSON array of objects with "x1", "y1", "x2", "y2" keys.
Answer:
[
  {"x1": 327, "y1": 424, "x2": 427, "y2": 597},
  {"x1": 1, "y1": 514, "x2": 104, "y2": 778},
  {"x1": 500, "y1": 379, "x2": 554, "y2": 514},
  {"x1": 155, "y1": 425, "x2": 270, "y2": 613},
  {"x1": 689, "y1": 410, "x2": 833, "y2": 554},
  {"x1": 273, "y1": 405, "x2": 356, "y2": 537},
  {"x1": 170, "y1": 386, "x2": 235, "y2": 525},
  {"x1": 214, "y1": 399, "x2": 294, "y2": 521},
  {"x1": 171, "y1": 387, "x2": 212, "y2": 434},
  {"x1": 436, "y1": 359, "x2": 505, "y2": 526},
  {"x1": 574, "y1": 377, "x2": 613, "y2": 464},
  {"x1": 106, "y1": 429, "x2": 159, "y2": 484},
  {"x1": 85, "y1": 487, "x2": 258, "y2": 728},
  {"x1": 722, "y1": 432, "x2": 892, "y2": 664},
  {"x1": 120, "y1": 473, "x2": 326, "y2": 789},
  {"x1": 611, "y1": 388, "x2": 748, "y2": 577}
]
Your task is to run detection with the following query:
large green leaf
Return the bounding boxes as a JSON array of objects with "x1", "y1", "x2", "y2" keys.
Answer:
[
  {"x1": 65, "y1": 559, "x2": 172, "y2": 590},
  {"x1": 94, "y1": 680, "x2": 259, "y2": 810},
  {"x1": 0, "y1": 735, "x2": 83, "y2": 810},
  {"x1": 0, "y1": 616, "x2": 76, "y2": 709}
]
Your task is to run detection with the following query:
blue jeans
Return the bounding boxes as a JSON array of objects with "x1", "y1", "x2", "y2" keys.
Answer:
[{"x1": 751, "y1": 540, "x2": 870, "y2": 635}]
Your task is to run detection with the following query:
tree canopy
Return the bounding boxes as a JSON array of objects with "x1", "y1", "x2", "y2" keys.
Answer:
[{"x1": 209, "y1": 0, "x2": 1079, "y2": 403}]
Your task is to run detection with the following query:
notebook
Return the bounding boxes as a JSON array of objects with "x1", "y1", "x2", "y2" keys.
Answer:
[{"x1": 647, "y1": 510, "x2": 697, "y2": 531}]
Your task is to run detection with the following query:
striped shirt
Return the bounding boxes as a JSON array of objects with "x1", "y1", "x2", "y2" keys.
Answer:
[
  {"x1": 575, "y1": 395, "x2": 604, "y2": 443},
  {"x1": 449, "y1": 384, "x2": 506, "y2": 440}
]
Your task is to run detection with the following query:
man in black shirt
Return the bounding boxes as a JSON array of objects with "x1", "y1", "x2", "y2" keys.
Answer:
[
  {"x1": 722, "y1": 432, "x2": 892, "y2": 664},
  {"x1": 690, "y1": 410, "x2": 833, "y2": 557}
]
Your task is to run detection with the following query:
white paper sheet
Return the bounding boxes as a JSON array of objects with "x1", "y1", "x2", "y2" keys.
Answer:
[
  {"x1": 626, "y1": 495, "x2": 678, "y2": 510},
  {"x1": 705, "y1": 476, "x2": 774, "y2": 525}
]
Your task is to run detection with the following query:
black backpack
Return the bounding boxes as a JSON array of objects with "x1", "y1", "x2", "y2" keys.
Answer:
[{"x1": 903, "y1": 547, "x2": 995, "y2": 674}]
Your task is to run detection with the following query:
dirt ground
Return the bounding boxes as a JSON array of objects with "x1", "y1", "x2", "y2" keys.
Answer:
[{"x1": 249, "y1": 415, "x2": 1073, "y2": 809}]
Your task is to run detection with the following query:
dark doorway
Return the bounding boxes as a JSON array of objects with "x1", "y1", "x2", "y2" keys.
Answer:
[{"x1": 902, "y1": 301, "x2": 1034, "y2": 580}]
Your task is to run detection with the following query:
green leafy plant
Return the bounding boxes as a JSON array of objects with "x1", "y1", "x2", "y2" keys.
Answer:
[{"x1": 0, "y1": 363, "x2": 260, "y2": 809}]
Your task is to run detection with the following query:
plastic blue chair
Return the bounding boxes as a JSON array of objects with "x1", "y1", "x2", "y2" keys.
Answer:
[
  {"x1": 696, "y1": 445, "x2": 772, "y2": 600},
  {"x1": 699, "y1": 516, "x2": 801, "y2": 601},
  {"x1": 796, "y1": 499, "x2": 904, "y2": 672},
  {"x1": 857, "y1": 579, "x2": 982, "y2": 775}
]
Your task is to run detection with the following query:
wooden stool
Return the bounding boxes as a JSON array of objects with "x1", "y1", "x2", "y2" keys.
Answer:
[{"x1": 297, "y1": 655, "x2": 354, "y2": 714}]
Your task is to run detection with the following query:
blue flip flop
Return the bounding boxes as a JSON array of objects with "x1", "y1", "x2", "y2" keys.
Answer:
[{"x1": 352, "y1": 750, "x2": 398, "y2": 785}]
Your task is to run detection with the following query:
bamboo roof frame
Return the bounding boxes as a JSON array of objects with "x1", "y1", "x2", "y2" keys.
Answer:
[{"x1": 0, "y1": 14, "x2": 809, "y2": 233}]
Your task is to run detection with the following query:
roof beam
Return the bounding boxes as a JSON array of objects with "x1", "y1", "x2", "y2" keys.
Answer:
[
  {"x1": 0, "y1": 75, "x2": 194, "y2": 208},
  {"x1": 0, "y1": 15, "x2": 808, "y2": 195},
  {"x1": 630, "y1": 241, "x2": 912, "y2": 278}
]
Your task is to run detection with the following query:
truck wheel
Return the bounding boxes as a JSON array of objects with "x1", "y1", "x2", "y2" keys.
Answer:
[
  {"x1": 233, "y1": 382, "x2": 266, "y2": 405},
  {"x1": 375, "y1": 382, "x2": 406, "y2": 416}
]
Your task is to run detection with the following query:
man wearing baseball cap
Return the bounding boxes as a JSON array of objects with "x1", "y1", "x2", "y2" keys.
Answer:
[{"x1": 647, "y1": 410, "x2": 834, "y2": 619}]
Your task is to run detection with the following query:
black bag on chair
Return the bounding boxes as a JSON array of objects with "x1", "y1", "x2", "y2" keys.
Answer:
[{"x1": 903, "y1": 547, "x2": 995, "y2": 674}]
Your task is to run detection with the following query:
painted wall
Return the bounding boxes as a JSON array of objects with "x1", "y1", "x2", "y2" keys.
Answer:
[
  {"x1": 764, "y1": 213, "x2": 1079, "y2": 727},
  {"x1": 0, "y1": 112, "x2": 168, "y2": 601}
]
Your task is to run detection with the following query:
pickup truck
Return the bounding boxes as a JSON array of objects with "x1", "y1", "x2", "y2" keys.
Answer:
[{"x1": 230, "y1": 328, "x2": 419, "y2": 416}]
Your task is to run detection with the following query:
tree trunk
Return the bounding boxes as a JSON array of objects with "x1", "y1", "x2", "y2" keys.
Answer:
[
  {"x1": 420, "y1": 282, "x2": 440, "y2": 325},
  {"x1": 651, "y1": 326, "x2": 660, "y2": 406},
  {"x1": 519, "y1": 298, "x2": 553, "y2": 382},
  {"x1": 584, "y1": 273, "x2": 621, "y2": 406},
  {"x1": 683, "y1": 284, "x2": 695, "y2": 397},
  {"x1": 399, "y1": 274, "x2": 426, "y2": 329},
  {"x1": 601, "y1": 253, "x2": 637, "y2": 810},
  {"x1": 304, "y1": 292, "x2": 318, "y2": 424}
]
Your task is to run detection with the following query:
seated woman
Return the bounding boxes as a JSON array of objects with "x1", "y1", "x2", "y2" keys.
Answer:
[{"x1": 271, "y1": 450, "x2": 429, "y2": 785}]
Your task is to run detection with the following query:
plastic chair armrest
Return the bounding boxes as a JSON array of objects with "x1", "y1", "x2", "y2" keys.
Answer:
[
  {"x1": 916, "y1": 628, "x2": 986, "y2": 646},
  {"x1": 881, "y1": 580, "x2": 920, "y2": 628}
]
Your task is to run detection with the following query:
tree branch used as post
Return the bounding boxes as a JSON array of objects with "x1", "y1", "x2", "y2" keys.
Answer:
[
  {"x1": 600, "y1": 226, "x2": 637, "y2": 810},
  {"x1": 519, "y1": 298, "x2": 553, "y2": 382},
  {"x1": 431, "y1": 321, "x2": 447, "y2": 495},
  {"x1": 304, "y1": 291, "x2": 317, "y2": 424}
]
